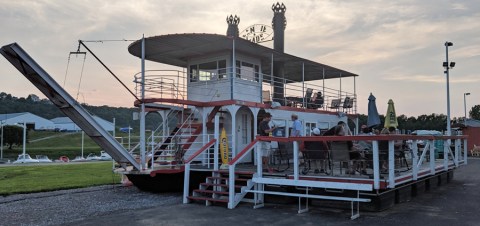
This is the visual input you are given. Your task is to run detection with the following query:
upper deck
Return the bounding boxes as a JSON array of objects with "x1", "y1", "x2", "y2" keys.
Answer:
[{"x1": 128, "y1": 34, "x2": 358, "y2": 114}]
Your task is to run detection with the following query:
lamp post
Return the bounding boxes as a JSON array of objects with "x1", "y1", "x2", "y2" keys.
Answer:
[
  {"x1": 1, "y1": 121, "x2": 4, "y2": 159},
  {"x1": 16, "y1": 122, "x2": 27, "y2": 157},
  {"x1": 464, "y1": 92, "x2": 471, "y2": 126},
  {"x1": 443, "y1": 41, "x2": 455, "y2": 136}
]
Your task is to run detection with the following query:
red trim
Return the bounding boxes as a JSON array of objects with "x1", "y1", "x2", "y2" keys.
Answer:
[
  {"x1": 135, "y1": 98, "x2": 351, "y2": 116},
  {"x1": 184, "y1": 139, "x2": 217, "y2": 163},
  {"x1": 229, "y1": 138, "x2": 259, "y2": 165},
  {"x1": 391, "y1": 163, "x2": 456, "y2": 184}
]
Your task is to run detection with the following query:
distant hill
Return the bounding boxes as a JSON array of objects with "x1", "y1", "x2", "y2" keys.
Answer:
[
  {"x1": 1, "y1": 92, "x2": 454, "y2": 132},
  {"x1": 0, "y1": 92, "x2": 161, "y2": 130}
]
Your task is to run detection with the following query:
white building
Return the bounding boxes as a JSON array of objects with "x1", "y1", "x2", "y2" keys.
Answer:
[
  {"x1": 51, "y1": 116, "x2": 114, "y2": 132},
  {"x1": 0, "y1": 112, "x2": 55, "y2": 130}
]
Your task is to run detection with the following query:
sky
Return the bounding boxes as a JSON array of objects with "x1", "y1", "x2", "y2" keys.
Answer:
[{"x1": 0, "y1": 0, "x2": 479, "y2": 118}]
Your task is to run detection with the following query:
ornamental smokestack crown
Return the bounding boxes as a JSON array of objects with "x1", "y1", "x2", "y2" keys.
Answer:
[{"x1": 226, "y1": 15, "x2": 240, "y2": 37}]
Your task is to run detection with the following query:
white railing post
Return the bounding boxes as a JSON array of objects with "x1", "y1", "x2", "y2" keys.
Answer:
[
  {"x1": 454, "y1": 139, "x2": 460, "y2": 167},
  {"x1": 228, "y1": 164, "x2": 235, "y2": 209},
  {"x1": 202, "y1": 109, "x2": 208, "y2": 166},
  {"x1": 429, "y1": 140, "x2": 435, "y2": 175},
  {"x1": 183, "y1": 163, "x2": 191, "y2": 204},
  {"x1": 214, "y1": 115, "x2": 220, "y2": 171},
  {"x1": 256, "y1": 141, "x2": 262, "y2": 177},
  {"x1": 388, "y1": 140, "x2": 395, "y2": 188},
  {"x1": 372, "y1": 141, "x2": 380, "y2": 190},
  {"x1": 151, "y1": 130, "x2": 154, "y2": 169},
  {"x1": 444, "y1": 139, "x2": 448, "y2": 171},
  {"x1": 412, "y1": 140, "x2": 419, "y2": 180},
  {"x1": 463, "y1": 139, "x2": 468, "y2": 165},
  {"x1": 293, "y1": 140, "x2": 299, "y2": 181}
]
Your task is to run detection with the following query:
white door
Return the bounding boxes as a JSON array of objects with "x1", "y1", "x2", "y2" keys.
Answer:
[{"x1": 236, "y1": 112, "x2": 252, "y2": 162}]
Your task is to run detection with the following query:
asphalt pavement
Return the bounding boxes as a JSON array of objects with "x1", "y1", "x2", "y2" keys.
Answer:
[{"x1": 67, "y1": 158, "x2": 480, "y2": 226}]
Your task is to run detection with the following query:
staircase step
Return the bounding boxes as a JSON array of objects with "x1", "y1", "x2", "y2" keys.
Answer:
[
  {"x1": 187, "y1": 196, "x2": 228, "y2": 203},
  {"x1": 193, "y1": 189, "x2": 229, "y2": 195},
  {"x1": 207, "y1": 177, "x2": 250, "y2": 182},
  {"x1": 154, "y1": 161, "x2": 178, "y2": 165},
  {"x1": 200, "y1": 183, "x2": 243, "y2": 189},
  {"x1": 215, "y1": 170, "x2": 255, "y2": 176}
]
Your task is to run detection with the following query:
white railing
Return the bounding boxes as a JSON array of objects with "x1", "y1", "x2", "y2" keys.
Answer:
[
  {"x1": 224, "y1": 134, "x2": 467, "y2": 209},
  {"x1": 132, "y1": 68, "x2": 356, "y2": 113}
]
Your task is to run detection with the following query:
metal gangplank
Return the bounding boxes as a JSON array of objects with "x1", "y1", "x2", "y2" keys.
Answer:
[{"x1": 1, "y1": 43, "x2": 141, "y2": 170}]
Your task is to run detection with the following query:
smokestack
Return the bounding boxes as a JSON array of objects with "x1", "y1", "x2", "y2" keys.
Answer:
[
  {"x1": 226, "y1": 15, "x2": 240, "y2": 37},
  {"x1": 272, "y1": 2, "x2": 286, "y2": 53},
  {"x1": 271, "y1": 2, "x2": 287, "y2": 104}
]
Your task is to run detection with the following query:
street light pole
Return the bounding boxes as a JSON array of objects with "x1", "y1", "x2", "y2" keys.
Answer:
[
  {"x1": 1, "y1": 122, "x2": 4, "y2": 159},
  {"x1": 464, "y1": 92, "x2": 471, "y2": 127},
  {"x1": 21, "y1": 122, "x2": 26, "y2": 157},
  {"x1": 443, "y1": 41, "x2": 455, "y2": 136}
]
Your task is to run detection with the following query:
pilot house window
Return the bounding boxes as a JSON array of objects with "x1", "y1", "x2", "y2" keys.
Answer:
[
  {"x1": 189, "y1": 60, "x2": 227, "y2": 82},
  {"x1": 235, "y1": 60, "x2": 259, "y2": 82}
]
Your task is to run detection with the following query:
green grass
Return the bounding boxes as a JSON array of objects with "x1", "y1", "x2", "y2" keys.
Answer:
[
  {"x1": 0, "y1": 162, "x2": 121, "y2": 195},
  {"x1": 2, "y1": 130, "x2": 141, "y2": 160}
]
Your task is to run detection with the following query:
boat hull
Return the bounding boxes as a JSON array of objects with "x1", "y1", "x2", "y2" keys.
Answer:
[{"x1": 126, "y1": 170, "x2": 210, "y2": 193}]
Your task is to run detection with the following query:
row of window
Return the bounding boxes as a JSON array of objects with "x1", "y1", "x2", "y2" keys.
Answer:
[{"x1": 189, "y1": 60, "x2": 260, "y2": 82}]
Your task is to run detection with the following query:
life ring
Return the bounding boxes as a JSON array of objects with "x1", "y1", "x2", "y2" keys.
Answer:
[{"x1": 59, "y1": 156, "x2": 70, "y2": 162}]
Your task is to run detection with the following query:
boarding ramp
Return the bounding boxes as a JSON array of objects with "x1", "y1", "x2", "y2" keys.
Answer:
[{"x1": 1, "y1": 43, "x2": 141, "y2": 170}]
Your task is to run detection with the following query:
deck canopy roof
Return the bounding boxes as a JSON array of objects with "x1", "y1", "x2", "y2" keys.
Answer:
[{"x1": 128, "y1": 33, "x2": 358, "y2": 83}]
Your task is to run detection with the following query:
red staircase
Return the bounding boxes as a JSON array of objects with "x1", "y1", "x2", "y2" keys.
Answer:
[{"x1": 187, "y1": 170, "x2": 254, "y2": 205}]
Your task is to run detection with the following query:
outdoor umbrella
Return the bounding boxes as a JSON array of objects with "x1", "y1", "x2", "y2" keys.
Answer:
[
  {"x1": 367, "y1": 93, "x2": 381, "y2": 128},
  {"x1": 384, "y1": 99, "x2": 398, "y2": 128}
]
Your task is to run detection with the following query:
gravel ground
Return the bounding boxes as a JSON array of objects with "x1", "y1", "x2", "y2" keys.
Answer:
[
  {"x1": 3, "y1": 159, "x2": 479, "y2": 226},
  {"x1": 0, "y1": 185, "x2": 181, "y2": 226}
]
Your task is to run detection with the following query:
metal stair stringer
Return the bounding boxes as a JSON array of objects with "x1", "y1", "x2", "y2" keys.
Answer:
[{"x1": 231, "y1": 178, "x2": 254, "y2": 209}]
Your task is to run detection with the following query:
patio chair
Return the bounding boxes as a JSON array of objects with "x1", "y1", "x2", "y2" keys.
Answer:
[
  {"x1": 329, "y1": 99, "x2": 341, "y2": 110},
  {"x1": 262, "y1": 90, "x2": 271, "y2": 104},
  {"x1": 271, "y1": 141, "x2": 293, "y2": 172},
  {"x1": 301, "y1": 88, "x2": 313, "y2": 108},
  {"x1": 330, "y1": 141, "x2": 352, "y2": 175},
  {"x1": 302, "y1": 141, "x2": 330, "y2": 175}
]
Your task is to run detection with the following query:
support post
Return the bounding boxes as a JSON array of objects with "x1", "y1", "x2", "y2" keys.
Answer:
[
  {"x1": 372, "y1": 141, "x2": 380, "y2": 189},
  {"x1": 429, "y1": 140, "x2": 435, "y2": 175},
  {"x1": 228, "y1": 164, "x2": 235, "y2": 209},
  {"x1": 183, "y1": 163, "x2": 191, "y2": 204},
  {"x1": 388, "y1": 140, "x2": 395, "y2": 188},
  {"x1": 214, "y1": 115, "x2": 220, "y2": 171},
  {"x1": 444, "y1": 139, "x2": 448, "y2": 171},
  {"x1": 412, "y1": 140, "x2": 418, "y2": 180},
  {"x1": 140, "y1": 35, "x2": 146, "y2": 169},
  {"x1": 293, "y1": 140, "x2": 299, "y2": 180}
]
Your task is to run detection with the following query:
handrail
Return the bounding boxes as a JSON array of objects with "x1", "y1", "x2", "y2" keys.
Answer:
[
  {"x1": 132, "y1": 68, "x2": 356, "y2": 113},
  {"x1": 228, "y1": 138, "x2": 259, "y2": 165},
  {"x1": 255, "y1": 135, "x2": 468, "y2": 142},
  {"x1": 184, "y1": 139, "x2": 216, "y2": 164}
]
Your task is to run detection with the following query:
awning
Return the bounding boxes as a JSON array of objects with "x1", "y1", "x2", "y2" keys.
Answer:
[{"x1": 128, "y1": 33, "x2": 358, "y2": 83}]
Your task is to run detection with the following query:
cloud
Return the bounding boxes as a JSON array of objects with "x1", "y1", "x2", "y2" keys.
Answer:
[{"x1": 1, "y1": 0, "x2": 479, "y2": 117}]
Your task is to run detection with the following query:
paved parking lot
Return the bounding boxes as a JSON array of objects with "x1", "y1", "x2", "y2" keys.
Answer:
[{"x1": 68, "y1": 158, "x2": 480, "y2": 226}]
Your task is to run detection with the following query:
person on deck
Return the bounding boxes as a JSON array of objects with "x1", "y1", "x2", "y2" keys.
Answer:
[
  {"x1": 259, "y1": 112, "x2": 276, "y2": 173},
  {"x1": 290, "y1": 114, "x2": 302, "y2": 137}
]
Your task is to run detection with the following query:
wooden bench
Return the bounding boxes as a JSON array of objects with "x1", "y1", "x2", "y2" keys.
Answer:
[{"x1": 247, "y1": 177, "x2": 372, "y2": 219}]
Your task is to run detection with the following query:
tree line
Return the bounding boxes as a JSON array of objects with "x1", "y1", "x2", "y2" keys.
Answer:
[
  {"x1": 0, "y1": 92, "x2": 161, "y2": 131},
  {"x1": 2, "y1": 92, "x2": 480, "y2": 140}
]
